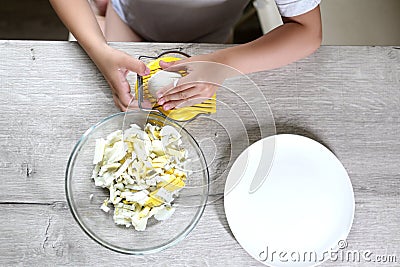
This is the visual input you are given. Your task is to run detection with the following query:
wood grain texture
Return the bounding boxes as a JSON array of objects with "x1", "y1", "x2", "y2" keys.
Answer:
[{"x1": 0, "y1": 41, "x2": 399, "y2": 266}]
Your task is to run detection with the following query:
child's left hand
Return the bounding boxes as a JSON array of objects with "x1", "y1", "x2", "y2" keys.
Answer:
[{"x1": 156, "y1": 54, "x2": 234, "y2": 110}]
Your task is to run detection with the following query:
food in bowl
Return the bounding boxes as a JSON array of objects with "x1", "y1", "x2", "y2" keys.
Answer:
[
  {"x1": 91, "y1": 122, "x2": 188, "y2": 231},
  {"x1": 66, "y1": 111, "x2": 209, "y2": 254}
]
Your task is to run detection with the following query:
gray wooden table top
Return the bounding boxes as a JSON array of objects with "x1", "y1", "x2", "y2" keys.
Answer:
[{"x1": 0, "y1": 41, "x2": 399, "y2": 266}]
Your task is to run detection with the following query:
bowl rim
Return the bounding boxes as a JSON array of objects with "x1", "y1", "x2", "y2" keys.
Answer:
[{"x1": 65, "y1": 111, "x2": 210, "y2": 254}]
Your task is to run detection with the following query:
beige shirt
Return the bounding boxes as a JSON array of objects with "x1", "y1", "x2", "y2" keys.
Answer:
[{"x1": 111, "y1": 0, "x2": 320, "y2": 43}]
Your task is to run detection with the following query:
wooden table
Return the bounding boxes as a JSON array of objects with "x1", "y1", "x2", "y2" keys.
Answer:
[{"x1": 0, "y1": 41, "x2": 399, "y2": 266}]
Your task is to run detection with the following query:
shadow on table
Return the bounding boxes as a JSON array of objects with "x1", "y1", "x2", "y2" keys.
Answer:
[{"x1": 275, "y1": 123, "x2": 332, "y2": 152}]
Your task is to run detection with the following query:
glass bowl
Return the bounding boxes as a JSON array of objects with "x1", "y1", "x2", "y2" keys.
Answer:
[{"x1": 66, "y1": 111, "x2": 209, "y2": 254}]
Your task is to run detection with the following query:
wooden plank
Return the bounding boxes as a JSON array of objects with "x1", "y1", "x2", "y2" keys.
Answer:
[
  {"x1": 1, "y1": 194, "x2": 399, "y2": 266},
  {"x1": 0, "y1": 196, "x2": 254, "y2": 266}
]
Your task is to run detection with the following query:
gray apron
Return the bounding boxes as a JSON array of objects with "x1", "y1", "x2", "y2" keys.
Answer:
[{"x1": 111, "y1": 0, "x2": 251, "y2": 43}]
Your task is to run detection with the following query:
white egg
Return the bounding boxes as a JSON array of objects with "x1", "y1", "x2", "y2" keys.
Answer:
[
  {"x1": 154, "y1": 206, "x2": 176, "y2": 221},
  {"x1": 147, "y1": 70, "x2": 182, "y2": 98},
  {"x1": 93, "y1": 123, "x2": 188, "y2": 231}
]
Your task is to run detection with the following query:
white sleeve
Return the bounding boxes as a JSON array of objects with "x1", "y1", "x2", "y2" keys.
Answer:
[{"x1": 275, "y1": 0, "x2": 321, "y2": 17}]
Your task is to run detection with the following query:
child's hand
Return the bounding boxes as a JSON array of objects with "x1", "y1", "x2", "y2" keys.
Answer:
[
  {"x1": 92, "y1": 45, "x2": 150, "y2": 111},
  {"x1": 156, "y1": 54, "x2": 235, "y2": 110}
]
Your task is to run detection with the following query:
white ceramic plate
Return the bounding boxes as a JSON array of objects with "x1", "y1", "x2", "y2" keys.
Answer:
[{"x1": 224, "y1": 134, "x2": 355, "y2": 267}]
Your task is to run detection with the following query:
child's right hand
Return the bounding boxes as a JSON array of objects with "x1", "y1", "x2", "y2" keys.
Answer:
[
  {"x1": 49, "y1": 0, "x2": 150, "y2": 110},
  {"x1": 91, "y1": 45, "x2": 150, "y2": 111}
]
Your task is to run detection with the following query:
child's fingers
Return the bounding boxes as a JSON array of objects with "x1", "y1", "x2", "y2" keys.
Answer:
[
  {"x1": 159, "y1": 60, "x2": 188, "y2": 73},
  {"x1": 162, "y1": 95, "x2": 208, "y2": 110},
  {"x1": 124, "y1": 55, "x2": 150, "y2": 76},
  {"x1": 140, "y1": 99, "x2": 153, "y2": 109},
  {"x1": 108, "y1": 78, "x2": 131, "y2": 108},
  {"x1": 118, "y1": 92, "x2": 134, "y2": 108},
  {"x1": 158, "y1": 60, "x2": 175, "y2": 69},
  {"x1": 107, "y1": 66, "x2": 142, "y2": 109},
  {"x1": 156, "y1": 73, "x2": 195, "y2": 98},
  {"x1": 112, "y1": 94, "x2": 126, "y2": 111},
  {"x1": 113, "y1": 92, "x2": 140, "y2": 111},
  {"x1": 157, "y1": 85, "x2": 205, "y2": 105},
  {"x1": 156, "y1": 82, "x2": 193, "y2": 103},
  {"x1": 158, "y1": 60, "x2": 185, "y2": 72}
]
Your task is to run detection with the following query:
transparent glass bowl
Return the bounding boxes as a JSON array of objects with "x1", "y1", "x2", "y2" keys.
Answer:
[{"x1": 66, "y1": 111, "x2": 209, "y2": 254}]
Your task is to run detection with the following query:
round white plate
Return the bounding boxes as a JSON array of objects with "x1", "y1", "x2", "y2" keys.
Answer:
[{"x1": 224, "y1": 134, "x2": 355, "y2": 267}]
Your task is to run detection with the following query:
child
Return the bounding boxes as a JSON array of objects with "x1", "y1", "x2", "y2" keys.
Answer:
[{"x1": 50, "y1": 0, "x2": 322, "y2": 111}]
